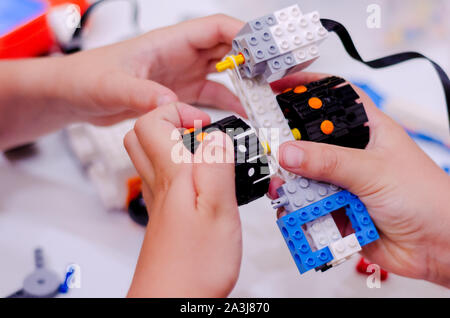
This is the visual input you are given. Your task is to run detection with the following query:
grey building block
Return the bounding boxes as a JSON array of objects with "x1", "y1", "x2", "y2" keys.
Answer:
[
  {"x1": 263, "y1": 51, "x2": 296, "y2": 82},
  {"x1": 235, "y1": 13, "x2": 278, "y2": 38},
  {"x1": 271, "y1": 177, "x2": 341, "y2": 213}
]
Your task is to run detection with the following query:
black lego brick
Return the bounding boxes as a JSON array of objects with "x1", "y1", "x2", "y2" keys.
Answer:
[
  {"x1": 276, "y1": 76, "x2": 370, "y2": 149},
  {"x1": 182, "y1": 116, "x2": 270, "y2": 206}
]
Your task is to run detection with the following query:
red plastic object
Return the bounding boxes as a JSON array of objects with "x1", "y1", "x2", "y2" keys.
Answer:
[
  {"x1": 0, "y1": 0, "x2": 88, "y2": 59},
  {"x1": 356, "y1": 257, "x2": 389, "y2": 281}
]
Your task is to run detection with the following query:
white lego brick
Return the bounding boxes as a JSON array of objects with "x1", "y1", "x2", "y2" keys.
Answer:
[
  {"x1": 270, "y1": 10, "x2": 328, "y2": 54},
  {"x1": 229, "y1": 71, "x2": 294, "y2": 160},
  {"x1": 273, "y1": 4, "x2": 303, "y2": 25},
  {"x1": 66, "y1": 124, "x2": 97, "y2": 165},
  {"x1": 66, "y1": 121, "x2": 138, "y2": 210},
  {"x1": 328, "y1": 233, "x2": 362, "y2": 265},
  {"x1": 292, "y1": 45, "x2": 320, "y2": 64},
  {"x1": 304, "y1": 214, "x2": 342, "y2": 250}
]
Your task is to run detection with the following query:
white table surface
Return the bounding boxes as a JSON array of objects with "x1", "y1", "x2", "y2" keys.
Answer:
[{"x1": 1, "y1": 0, "x2": 449, "y2": 297}]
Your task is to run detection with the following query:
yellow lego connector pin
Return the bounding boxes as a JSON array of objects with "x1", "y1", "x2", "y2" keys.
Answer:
[
  {"x1": 216, "y1": 53, "x2": 245, "y2": 72},
  {"x1": 291, "y1": 128, "x2": 302, "y2": 140},
  {"x1": 262, "y1": 142, "x2": 271, "y2": 155}
]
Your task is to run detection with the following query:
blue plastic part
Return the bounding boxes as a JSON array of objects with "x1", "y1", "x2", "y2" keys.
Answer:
[
  {"x1": 277, "y1": 190, "x2": 379, "y2": 274},
  {"x1": 353, "y1": 81, "x2": 385, "y2": 109},
  {"x1": 0, "y1": 0, "x2": 47, "y2": 37},
  {"x1": 277, "y1": 216, "x2": 333, "y2": 274},
  {"x1": 406, "y1": 128, "x2": 450, "y2": 153},
  {"x1": 59, "y1": 267, "x2": 75, "y2": 294}
]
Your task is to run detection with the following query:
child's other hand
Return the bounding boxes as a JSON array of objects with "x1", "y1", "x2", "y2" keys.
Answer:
[
  {"x1": 269, "y1": 73, "x2": 450, "y2": 287},
  {"x1": 56, "y1": 15, "x2": 245, "y2": 126},
  {"x1": 124, "y1": 102, "x2": 241, "y2": 297}
]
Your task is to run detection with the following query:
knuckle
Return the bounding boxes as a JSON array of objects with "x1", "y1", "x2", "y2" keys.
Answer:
[
  {"x1": 123, "y1": 130, "x2": 134, "y2": 151},
  {"x1": 211, "y1": 13, "x2": 228, "y2": 20},
  {"x1": 91, "y1": 71, "x2": 115, "y2": 105},
  {"x1": 133, "y1": 113, "x2": 153, "y2": 137},
  {"x1": 133, "y1": 117, "x2": 145, "y2": 136}
]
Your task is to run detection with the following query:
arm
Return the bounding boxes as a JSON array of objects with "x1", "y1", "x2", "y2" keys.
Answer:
[
  {"x1": 0, "y1": 58, "x2": 71, "y2": 150},
  {"x1": 0, "y1": 14, "x2": 244, "y2": 151}
]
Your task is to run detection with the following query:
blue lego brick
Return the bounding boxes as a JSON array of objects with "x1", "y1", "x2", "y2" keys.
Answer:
[
  {"x1": 343, "y1": 192, "x2": 380, "y2": 246},
  {"x1": 444, "y1": 166, "x2": 450, "y2": 175},
  {"x1": 277, "y1": 190, "x2": 379, "y2": 274},
  {"x1": 0, "y1": 0, "x2": 47, "y2": 37},
  {"x1": 353, "y1": 81, "x2": 385, "y2": 109},
  {"x1": 277, "y1": 217, "x2": 333, "y2": 274}
]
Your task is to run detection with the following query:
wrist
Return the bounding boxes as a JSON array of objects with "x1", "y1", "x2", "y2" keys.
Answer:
[
  {"x1": 0, "y1": 57, "x2": 77, "y2": 150},
  {"x1": 40, "y1": 56, "x2": 81, "y2": 123},
  {"x1": 4, "y1": 57, "x2": 77, "y2": 120},
  {"x1": 426, "y1": 176, "x2": 450, "y2": 287}
]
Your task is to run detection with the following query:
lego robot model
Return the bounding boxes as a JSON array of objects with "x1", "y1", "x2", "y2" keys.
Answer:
[{"x1": 213, "y1": 4, "x2": 379, "y2": 274}]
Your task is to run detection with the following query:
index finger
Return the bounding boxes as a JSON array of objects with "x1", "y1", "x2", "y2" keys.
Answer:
[
  {"x1": 270, "y1": 72, "x2": 331, "y2": 93},
  {"x1": 181, "y1": 14, "x2": 244, "y2": 49},
  {"x1": 133, "y1": 102, "x2": 211, "y2": 179}
]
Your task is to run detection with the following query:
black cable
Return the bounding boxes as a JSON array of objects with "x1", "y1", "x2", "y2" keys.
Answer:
[
  {"x1": 321, "y1": 18, "x2": 450, "y2": 129},
  {"x1": 64, "y1": 0, "x2": 139, "y2": 53}
]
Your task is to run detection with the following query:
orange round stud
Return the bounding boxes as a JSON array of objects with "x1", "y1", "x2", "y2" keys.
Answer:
[
  {"x1": 196, "y1": 132, "x2": 208, "y2": 142},
  {"x1": 283, "y1": 88, "x2": 293, "y2": 93},
  {"x1": 308, "y1": 97, "x2": 323, "y2": 109},
  {"x1": 183, "y1": 127, "x2": 195, "y2": 135},
  {"x1": 320, "y1": 120, "x2": 334, "y2": 135},
  {"x1": 294, "y1": 85, "x2": 307, "y2": 94}
]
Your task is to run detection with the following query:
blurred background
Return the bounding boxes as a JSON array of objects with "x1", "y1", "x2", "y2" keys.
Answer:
[{"x1": 0, "y1": 0, "x2": 449, "y2": 297}]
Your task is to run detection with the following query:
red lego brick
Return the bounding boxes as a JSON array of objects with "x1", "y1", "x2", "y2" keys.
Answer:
[{"x1": 356, "y1": 257, "x2": 388, "y2": 281}]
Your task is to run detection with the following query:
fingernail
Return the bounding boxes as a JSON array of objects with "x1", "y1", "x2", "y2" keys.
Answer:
[
  {"x1": 157, "y1": 95, "x2": 176, "y2": 107},
  {"x1": 282, "y1": 144, "x2": 304, "y2": 168}
]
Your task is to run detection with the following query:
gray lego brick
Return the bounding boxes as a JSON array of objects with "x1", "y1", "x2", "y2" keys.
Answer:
[
  {"x1": 272, "y1": 177, "x2": 341, "y2": 213},
  {"x1": 263, "y1": 51, "x2": 296, "y2": 82}
]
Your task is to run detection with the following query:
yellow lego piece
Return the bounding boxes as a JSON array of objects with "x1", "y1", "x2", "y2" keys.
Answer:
[
  {"x1": 262, "y1": 142, "x2": 271, "y2": 155},
  {"x1": 216, "y1": 54, "x2": 245, "y2": 72},
  {"x1": 291, "y1": 128, "x2": 302, "y2": 140}
]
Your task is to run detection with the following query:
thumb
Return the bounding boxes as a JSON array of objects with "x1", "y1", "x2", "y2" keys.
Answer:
[
  {"x1": 112, "y1": 74, "x2": 178, "y2": 112},
  {"x1": 193, "y1": 131, "x2": 237, "y2": 212},
  {"x1": 278, "y1": 141, "x2": 378, "y2": 194}
]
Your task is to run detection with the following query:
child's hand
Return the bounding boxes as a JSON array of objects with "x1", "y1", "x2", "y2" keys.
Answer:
[
  {"x1": 124, "y1": 102, "x2": 242, "y2": 297},
  {"x1": 269, "y1": 73, "x2": 450, "y2": 287},
  {"x1": 0, "y1": 15, "x2": 244, "y2": 150},
  {"x1": 58, "y1": 14, "x2": 245, "y2": 125}
]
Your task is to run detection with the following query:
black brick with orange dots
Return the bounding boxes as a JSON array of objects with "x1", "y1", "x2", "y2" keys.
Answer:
[{"x1": 276, "y1": 76, "x2": 370, "y2": 149}]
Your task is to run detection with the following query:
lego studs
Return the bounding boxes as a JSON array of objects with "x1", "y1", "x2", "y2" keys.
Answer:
[
  {"x1": 196, "y1": 132, "x2": 208, "y2": 142},
  {"x1": 294, "y1": 85, "x2": 307, "y2": 94},
  {"x1": 291, "y1": 128, "x2": 302, "y2": 140},
  {"x1": 282, "y1": 85, "x2": 308, "y2": 94},
  {"x1": 183, "y1": 127, "x2": 195, "y2": 135},
  {"x1": 308, "y1": 97, "x2": 323, "y2": 109},
  {"x1": 320, "y1": 120, "x2": 334, "y2": 135}
]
